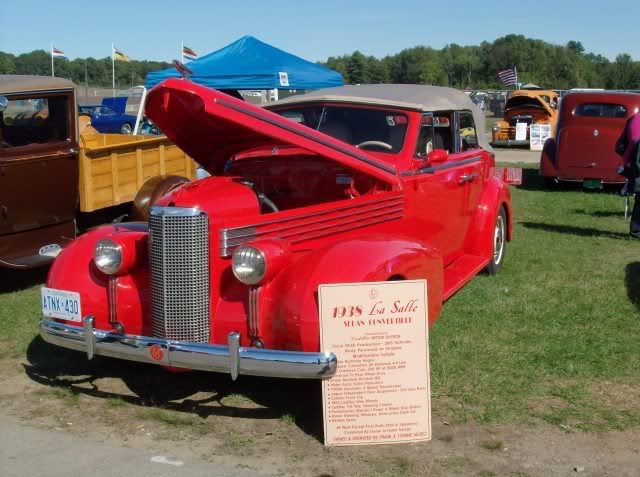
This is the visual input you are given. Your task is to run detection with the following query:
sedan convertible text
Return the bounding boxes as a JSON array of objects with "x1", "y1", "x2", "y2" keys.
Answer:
[{"x1": 40, "y1": 81, "x2": 514, "y2": 381}]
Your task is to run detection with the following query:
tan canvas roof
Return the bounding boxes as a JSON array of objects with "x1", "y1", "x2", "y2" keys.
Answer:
[
  {"x1": 268, "y1": 84, "x2": 491, "y2": 151},
  {"x1": 0, "y1": 75, "x2": 76, "y2": 95}
]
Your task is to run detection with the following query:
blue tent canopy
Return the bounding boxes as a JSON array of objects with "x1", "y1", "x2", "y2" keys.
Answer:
[{"x1": 145, "y1": 35, "x2": 344, "y2": 90}]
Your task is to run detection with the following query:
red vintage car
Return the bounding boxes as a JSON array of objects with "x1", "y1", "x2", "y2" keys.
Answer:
[
  {"x1": 540, "y1": 91, "x2": 640, "y2": 188},
  {"x1": 40, "y1": 81, "x2": 513, "y2": 380}
]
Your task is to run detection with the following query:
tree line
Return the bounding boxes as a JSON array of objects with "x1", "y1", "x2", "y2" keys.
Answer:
[
  {"x1": 1, "y1": 35, "x2": 638, "y2": 90},
  {"x1": 321, "y1": 35, "x2": 640, "y2": 90},
  {"x1": 0, "y1": 49, "x2": 170, "y2": 89}
]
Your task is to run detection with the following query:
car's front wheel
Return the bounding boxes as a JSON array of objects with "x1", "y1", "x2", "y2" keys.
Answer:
[
  {"x1": 484, "y1": 206, "x2": 506, "y2": 275},
  {"x1": 120, "y1": 123, "x2": 132, "y2": 135}
]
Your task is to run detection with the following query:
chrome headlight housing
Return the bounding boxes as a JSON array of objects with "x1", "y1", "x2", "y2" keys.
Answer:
[
  {"x1": 232, "y1": 246, "x2": 266, "y2": 285},
  {"x1": 94, "y1": 239, "x2": 122, "y2": 275},
  {"x1": 492, "y1": 123, "x2": 502, "y2": 132}
]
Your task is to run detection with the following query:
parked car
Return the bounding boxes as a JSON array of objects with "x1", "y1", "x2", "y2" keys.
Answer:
[
  {"x1": 540, "y1": 91, "x2": 640, "y2": 188},
  {"x1": 491, "y1": 89, "x2": 559, "y2": 147},
  {"x1": 40, "y1": 81, "x2": 514, "y2": 381},
  {"x1": 0, "y1": 75, "x2": 195, "y2": 269},
  {"x1": 79, "y1": 97, "x2": 137, "y2": 134}
]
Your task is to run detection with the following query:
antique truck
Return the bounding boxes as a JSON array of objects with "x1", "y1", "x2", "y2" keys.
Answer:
[
  {"x1": 40, "y1": 80, "x2": 513, "y2": 381},
  {"x1": 491, "y1": 89, "x2": 559, "y2": 147},
  {"x1": 0, "y1": 75, "x2": 195, "y2": 269},
  {"x1": 540, "y1": 91, "x2": 640, "y2": 188}
]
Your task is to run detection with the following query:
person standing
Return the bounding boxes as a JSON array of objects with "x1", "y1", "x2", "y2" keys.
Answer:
[{"x1": 617, "y1": 111, "x2": 640, "y2": 238}]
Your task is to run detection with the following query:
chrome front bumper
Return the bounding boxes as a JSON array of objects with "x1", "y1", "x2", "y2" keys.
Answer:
[
  {"x1": 491, "y1": 139, "x2": 530, "y2": 147},
  {"x1": 40, "y1": 317, "x2": 337, "y2": 380}
]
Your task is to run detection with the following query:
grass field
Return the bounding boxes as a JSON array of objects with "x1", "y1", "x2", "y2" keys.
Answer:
[{"x1": 1, "y1": 166, "x2": 639, "y2": 433}]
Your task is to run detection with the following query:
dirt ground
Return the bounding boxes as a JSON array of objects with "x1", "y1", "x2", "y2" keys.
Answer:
[{"x1": 1, "y1": 345, "x2": 638, "y2": 477}]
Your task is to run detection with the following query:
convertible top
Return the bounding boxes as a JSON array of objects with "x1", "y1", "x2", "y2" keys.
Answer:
[
  {"x1": 269, "y1": 84, "x2": 491, "y2": 151},
  {"x1": 0, "y1": 75, "x2": 75, "y2": 95}
]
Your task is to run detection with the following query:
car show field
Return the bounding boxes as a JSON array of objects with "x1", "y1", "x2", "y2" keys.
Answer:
[{"x1": 1, "y1": 160, "x2": 639, "y2": 475}]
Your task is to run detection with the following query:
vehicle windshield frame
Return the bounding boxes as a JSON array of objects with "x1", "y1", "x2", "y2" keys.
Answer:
[{"x1": 273, "y1": 103, "x2": 409, "y2": 154}]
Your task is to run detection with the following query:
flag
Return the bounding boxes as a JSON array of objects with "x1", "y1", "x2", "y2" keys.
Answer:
[
  {"x1": 51, "y1": 46, "x2": 67, "y2": 59},
  {"x1": 113, "y1": 46, "x2": 131, "y2": 62},
  {"x1": 497, "y1": 67, "x2": 517, "y2": 86},
  {"x1": 182, "y1": 45, "x2": 198, "y2": 60}
]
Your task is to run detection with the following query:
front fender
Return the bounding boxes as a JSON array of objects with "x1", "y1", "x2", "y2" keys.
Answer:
[
  {"x1": 261, "y1": 235, "x2": 444, "y2": 352},
  {"x1": 464, "y1": 176, "x2": 512, "y2": 259},
  {"x1": 46, "y1": 223, "x2": 150, "y2": 335}
]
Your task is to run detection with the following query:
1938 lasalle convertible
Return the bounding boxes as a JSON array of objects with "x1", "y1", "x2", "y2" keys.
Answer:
[{"x1": 40, "y1": 80, "x2": 513, "y2": 381}]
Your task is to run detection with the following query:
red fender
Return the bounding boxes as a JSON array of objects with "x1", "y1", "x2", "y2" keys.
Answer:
[
  {"x1": 260, "y1": 234, "x2": 444, "y2": 352},
  {"x1": 539, "y1": 137, "x2": 558, "y2": 178},
  {"x1": 46, "y1": 223, "x2": 151, "y2": 335},
  {"x1": 464, "y1": 176, "x2": 512, "y2": 259}
]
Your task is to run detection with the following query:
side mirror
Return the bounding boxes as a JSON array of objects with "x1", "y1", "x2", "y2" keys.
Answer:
[
  {"x1": 0, "y1": 95, "x2": 8, "y2": 112},
  {"x1": 427, "y1": 149, "x2": 448, "y2": 163}
]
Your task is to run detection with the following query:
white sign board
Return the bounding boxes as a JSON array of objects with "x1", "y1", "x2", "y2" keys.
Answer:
[
  {"x1": 515, "y1": 122, "x2": 528, "y2": 141},
  {"x1": 278, "y1": 71, "x2": 289, "y2": 87},
  {"x1": 530, "y1": 124, "x2": 552, "y2": 151},
  {"x1": 319, "y1": 280, "x2": 431, "y2": 446}
]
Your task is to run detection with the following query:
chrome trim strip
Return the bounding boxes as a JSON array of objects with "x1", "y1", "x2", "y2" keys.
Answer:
[
  {"x1": 401, "y1": 156, "x2": 482, "y2": 176},
  {"x1": 248, "y1": 287, "x2": 260, "y2": 338},
  {"x1": 40, "y1": 319, "x2": 337, "y2": 380},
  {"x1": 149, "y1": 206, "x2": 205, "y2": 217},
  {"x1": 220, "y1": 194, "x2": 404, "y2": 256},
  {"x1": 108, "y1": 277, "x2": 117, "y2": 326},
  {"x1": 216, "y1": 97, "x2": 398, "y2": 175}
]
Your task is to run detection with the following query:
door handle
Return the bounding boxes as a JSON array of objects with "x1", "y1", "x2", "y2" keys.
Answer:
[
  {"x1": 458, "y1": 173, "x2": 478, "y2": 184},
  {"x1": 69, "y1": 147, "x2": 79, "y2": 155}
]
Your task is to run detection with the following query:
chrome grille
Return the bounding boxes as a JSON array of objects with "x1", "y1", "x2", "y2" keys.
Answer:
[{"x1": 149, "y1": 207, "x2": 210, "y2": 343}]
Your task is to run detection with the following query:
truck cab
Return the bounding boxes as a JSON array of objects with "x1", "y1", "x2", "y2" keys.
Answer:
[{"x1": 0, "y1": 75, "x2": 78, "y2": 268}]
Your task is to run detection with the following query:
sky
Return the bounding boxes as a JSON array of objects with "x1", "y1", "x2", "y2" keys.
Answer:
[{"x1": 0, "y1": 0, "x2": 637, "y2": 62}]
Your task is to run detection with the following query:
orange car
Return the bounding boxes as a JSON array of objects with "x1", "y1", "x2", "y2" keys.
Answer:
[{"x1": 491, "y1": 89, "x2": 559, "y2": 147}]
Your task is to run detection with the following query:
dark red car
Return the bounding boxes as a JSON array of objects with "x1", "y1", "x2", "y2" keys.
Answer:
[
  {"x1": 540, "y1": 91, "x2": 640, "y2": 188},
  {"x1": 40, "y1": 81, "x2": 514, "y2": 381}
]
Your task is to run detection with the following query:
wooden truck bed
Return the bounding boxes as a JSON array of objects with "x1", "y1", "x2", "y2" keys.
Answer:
[{"x1": 78, "y1": 134, "x2": 196, "y2": 212}]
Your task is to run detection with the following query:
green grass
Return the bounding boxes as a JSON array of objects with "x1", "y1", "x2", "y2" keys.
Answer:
[
  {"x1": 430, "y1": 167, "x2": 640, "y2": 430},
  {"x1": 1, "y1": 166, "x2": 640, "y2": 432}
]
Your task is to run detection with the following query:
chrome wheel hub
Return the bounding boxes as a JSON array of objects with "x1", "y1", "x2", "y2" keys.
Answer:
[{"x1": 493, "y1": 215, "x2": 505, "y2": 264}]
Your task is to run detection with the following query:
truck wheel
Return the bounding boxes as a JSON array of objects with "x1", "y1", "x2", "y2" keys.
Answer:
[
  {"x1": 484, "y1": 206, "x2": 506, "y2": 275},
  {"x1": 120, "y1": 123, "x2": 132, "y2": 135}
]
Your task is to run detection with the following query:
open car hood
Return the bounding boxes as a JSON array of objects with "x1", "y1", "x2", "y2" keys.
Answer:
[
  {"x1": 145, "y1": 78, "x2": 400, "y2": 186},
  {"x1": 101, "y1": 97, "x2": 127, "y2": 114}
]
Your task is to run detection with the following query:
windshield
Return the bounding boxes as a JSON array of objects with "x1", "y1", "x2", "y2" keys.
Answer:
[{"x1": 275, "y1": 106, "x2": 408, "y2": 153}]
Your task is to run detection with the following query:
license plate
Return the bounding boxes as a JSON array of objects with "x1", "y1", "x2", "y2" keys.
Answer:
[
  {"x1": 583, "y1": 179, "x2": 603, "y2": 189},
  {"x1": 41, "y1": 287, "x2": 82, "y2": 322}
]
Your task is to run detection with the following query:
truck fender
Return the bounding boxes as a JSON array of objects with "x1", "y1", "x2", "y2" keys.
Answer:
[
  {"x1": 464, "y1": 176, "x2": 512, "y2": 260},
  {"x1": 130, "y1": 175, "x2": 191, "y2": 221},
  {"x1": 539, "y1": 137, "x2": 557, "y2": 178},
  {"x1": 264, "y1": 234, "x2": 444, "y2": 352}
]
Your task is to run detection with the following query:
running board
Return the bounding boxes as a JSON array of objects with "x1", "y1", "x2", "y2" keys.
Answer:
[{"x1": 443, "y1": 254, "x2": 489, "y2": 301}]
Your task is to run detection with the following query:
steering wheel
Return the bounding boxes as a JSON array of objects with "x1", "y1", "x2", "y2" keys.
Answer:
[{"x1": 356, "y1": 140, "x2": 393, "y2": 151}]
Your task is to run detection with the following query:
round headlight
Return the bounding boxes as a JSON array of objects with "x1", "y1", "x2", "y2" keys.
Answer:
[
  {"x1": 492, "y1": 123, "x2": 502, "y2": 132},
  {"x1": 94, "y1": 239, "x2": 122, "y2": 275},
  {"x1": 232, "y1": 246, "x2": 266, "y2": 285}
]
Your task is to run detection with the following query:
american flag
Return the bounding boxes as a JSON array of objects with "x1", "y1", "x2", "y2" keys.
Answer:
[
  {"x1": 51, "y1": 46, "x2": 67, "y2": 59},
  {"x1": 497, "y1": 67, "x2": 517, "y2": 86},
  {"x1": 182, "y1": 45, "x2": 198, "y2": 61}
]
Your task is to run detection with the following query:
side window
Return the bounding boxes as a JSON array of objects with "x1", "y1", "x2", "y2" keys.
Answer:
[
  {"x1": 1, "y1": 95, "x2": 69, "y2": 148},
  {"x1": 458, "y1": 111, "x2": 479, "y2": 151},
  {"x1": 415, "y1": 113, "x2": 454, "y2": 156}
]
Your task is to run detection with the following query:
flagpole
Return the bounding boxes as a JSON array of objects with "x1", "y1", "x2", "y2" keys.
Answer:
[
  {"x1": 112, "y1": 43, "x2": 115, "y2": 97},
  {"x1": 51, "y1": 43, "x2": 54, "y2": 77},
  {"x1": 515, "y1": 66, "x2": 519, "y2": 90}
]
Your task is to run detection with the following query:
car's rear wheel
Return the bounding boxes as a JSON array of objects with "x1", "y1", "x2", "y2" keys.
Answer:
[
  {"x1": 120, "y1": 123, "x2": 132, "y2": 135},
  {"x1": 484, "y1": 206, "x2": 506, "y2": 275}
]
